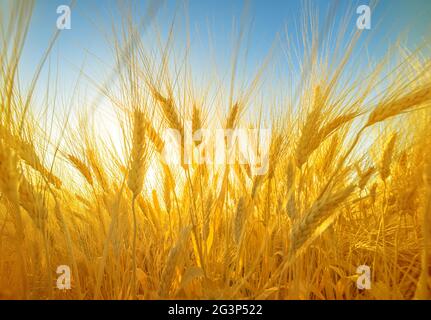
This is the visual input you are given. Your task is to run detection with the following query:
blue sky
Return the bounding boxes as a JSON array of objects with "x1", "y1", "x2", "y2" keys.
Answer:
[{"x1": 9, "y1": 0, "x2": 431, "y2": 107}]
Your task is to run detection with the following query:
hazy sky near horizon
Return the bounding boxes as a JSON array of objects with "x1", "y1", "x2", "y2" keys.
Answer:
[{"x1": 7, "y1": 0, "x2": 431, "y2": 111}]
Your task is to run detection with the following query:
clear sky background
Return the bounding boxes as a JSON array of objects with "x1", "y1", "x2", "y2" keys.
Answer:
[{"x1": 6, "y1": 0, "x2": 431, "y2": 118}]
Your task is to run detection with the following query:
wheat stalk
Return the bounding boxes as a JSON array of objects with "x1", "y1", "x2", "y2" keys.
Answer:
[
  {"x1": 234, "y1": 197, "x2": 248, "y2": 245},
  {"x1": 367, "y1": 85, "x2": 431, "y2": 126},
  {"x1": 67, "y1": 154, "x2": 93, "y2": 186},
  {"x1": 289, "y1": 184, "x2": 356, "y2": 259},
  {"x1": 18, "y1": 177, "x2": 48, "y2": 231},
  {"x1": 127, "y1": 110, "x2": 148, "y2": 197},
  {"x1": 380, "y1": 133, "x2": 397, "y2": 181},
  {"x1": 159, "y1": 227, "x2": 191, "y2": 298},
  {"x1": 414, "y1": 147, "x2": 431, "y2": 299}
]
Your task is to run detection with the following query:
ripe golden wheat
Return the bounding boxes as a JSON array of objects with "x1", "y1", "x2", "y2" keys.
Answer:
[{"x1": 1, "y1": 1, "x2": 431, "y2": 300}]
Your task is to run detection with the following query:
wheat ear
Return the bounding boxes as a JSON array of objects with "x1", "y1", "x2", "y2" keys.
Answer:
[
  {"x1": 127, "y1": 109, "x2": 149, "y2": 300},
  {"x1": 289, "y1": 184, "x2": 356, "y2": 259},
  {"x1": 67, "y1": 154, "x2": 93, "y2": 185},
  {"x1": 367, "y1": 84, "x2": 431, "y2": 126}
]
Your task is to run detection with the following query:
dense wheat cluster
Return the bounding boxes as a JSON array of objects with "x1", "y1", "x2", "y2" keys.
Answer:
[{"x1": 1, "y1": 1, "x2": 431, "y2": 300}]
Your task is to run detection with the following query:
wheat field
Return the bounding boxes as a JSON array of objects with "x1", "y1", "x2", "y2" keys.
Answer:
[{"x1": 1, "y1": 0, "x2": 431, "y2": 300}]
